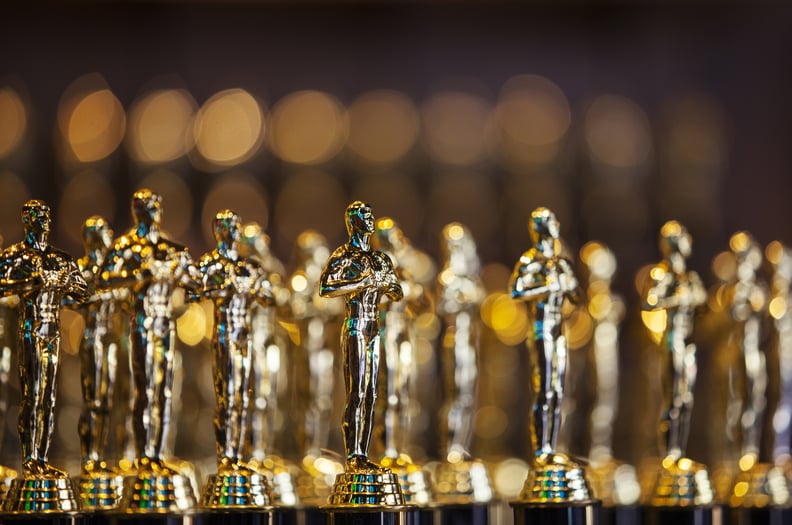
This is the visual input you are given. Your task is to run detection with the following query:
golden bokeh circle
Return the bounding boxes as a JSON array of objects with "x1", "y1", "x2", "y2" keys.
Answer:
[
  {"x1": 269, "y1": 90, "x2": 348, "y2": 165},
  {"x1": 194, "y1": 88, "x2": 265, "y2": 167},
  {"x1": 0, "y1": 87, "x2": 27, "y2": 160},
  {"x1": 347, "y1": 90, "x2": 419, "y2": 165},
  {"x1": 128, "y1": 89, "x2": 197, "y2": 163}
]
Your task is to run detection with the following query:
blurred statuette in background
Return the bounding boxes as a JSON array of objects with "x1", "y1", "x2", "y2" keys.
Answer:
[
  {"x1": 68, "y1": 216, "x2": 125, "y2": 510},
  {"x1": 372, "y1": 218, "x2": 434, "y2": 507},
  {"x1": 578, "y1": 242, "x2": 641, "y2": 522},
  {"x1": 726, "y1": 233, "x2": 792, "y2": 523},
  {"x1": 640, "y1": 220, "x2": 715, "y2": 524},
  {"x1": 433, "y1": 222, "x2": 494, "y2": 524}
]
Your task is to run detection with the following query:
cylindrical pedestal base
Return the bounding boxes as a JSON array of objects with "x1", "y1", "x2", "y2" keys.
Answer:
[
  {"x1": 434, "y1": 503, "x2": 489, "y2": 525},
  {"x1": 4, "y1": 476, "x2": 80, "y2": 513},
  {"x1": 119, "y1": 467, "x2": 197, "y2": 512},
  {"x1": 726, "y1": 506, "x2": 792, "y2": 525},
  {"x1": 511, "y1": 500, "x2": 600, "y2": 525},
  {"x1": 109, "y1": 513, "x2": 203, "y2": 525},
  {"x1": 323, "y1": 507, "x2": 418, "y2": 525},
  {"x1": 598, "y1": 506, "x2": 640, "y2": 525},
  {"x1": 641, "y1": 505, "x2": 722, "y2": 525}
]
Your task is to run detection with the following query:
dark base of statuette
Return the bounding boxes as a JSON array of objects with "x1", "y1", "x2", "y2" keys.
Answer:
[
  {"x1": 511, "y1": 501, "x2": 600, "y2": 525},
  {"x1": 641, "y1": 505, "x2": 722, "y2": 525},
  {"x1": 108, "y1": 512, "x2": 206, "y2": 525},
  {"x1": 0, "y1": 513, "x2": 81, "y2": 525},
  {"x1": 292, "y1": 507, "x2": 325, "y2": 525},
  {"x1": 323, "y1": 507, "x2": 418, "y2": 525},
  {"x1": 433, "y1": 503, "x2": 489, "y2": 525},
  {"x1": 726, "y1": 505, "x2": 792, "y2": 525},
  {"x1": 599, "y1": 506, "x2": 640, "y2": 525}
]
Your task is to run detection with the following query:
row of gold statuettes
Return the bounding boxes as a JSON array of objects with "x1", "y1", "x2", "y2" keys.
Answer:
[{"x1": 0, "y1": 190, "x2": 787, "y2": 525}]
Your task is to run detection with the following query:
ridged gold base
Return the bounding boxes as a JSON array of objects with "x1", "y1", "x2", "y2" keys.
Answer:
[
  {"x1": 587, "y1": 457, "x2": 641, "y2": 506},
  {"x1": 3, "y1": 474, "x2": 80, "y2": 513},
  {"x1": 249, "y1": 455, "x2": 300, "y2": 506},
  {"x1": 201, "y1": 465, "x2": 272, "y2": 509},
  {"x1": 380, "y1": 454, "x2": 434, "y2": 506},
  {"x1": 79, "y1": 463, "x2": 124, "y2": 510},
  {"x1": 646, "y1": 455, "x2": 714, "y2": 507},
  {"x1": 118, "y1": 461, "x2": 197, "y2": 513},
  {"x1": 328, "y1": 466, "x2": 406, "y2": 507},
  {"x1": 433, "y1": 458, "x2": 493, "y2": 504},
  {"x1": 519, "y1": 452, "x2": 593, "y2": 503}
]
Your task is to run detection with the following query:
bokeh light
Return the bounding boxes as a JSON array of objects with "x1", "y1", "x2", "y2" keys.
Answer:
[
  {"x1": 493, "y1": 458, "x2": 530, "y2": 499},
  {"x1": 58, "y1": 74, "x2": 126, "y2": 163},
  {"x1": 494, "y1": 75, "x2": 570, "y2": 167},
  {"x1": 57, "y1": 170, "x2": 117, "y2": 250},
  {"x1": 481, "y1": 292, "x2": 529, "y2": 346},
  {"x1": 194, "y1": 88, "x2": 264, "y2": 168},
  {"x1": 177, "y1": 303, "x2": 208, "y2": 346},
  {"x1": 0, "y1": 87, "x2": 27, "y2": 161},
  {"x1": 128, "y1": 89, "x2": 197, "y2": 163},
  {"x1": 422, "y1": 90, "x2": 491, "y2": 166},
  {"x1": 268, "y1": 90, "x2": 347, "y2": 165},
  {"x1": 584, "y1": 94, "x2": 652, "y2": 169},
  {"x1": 274, "y1": 170, "x2": 346, "y2": 245},
  {"x1": 202, "y1": 171, "x2": 269, "y2": 247},
  {"x1": 347, "y1": 90, "x2": 420, "y2": 165},
  {"x1": 139, "y1": 169, "x2": 194, "y2": 240}
]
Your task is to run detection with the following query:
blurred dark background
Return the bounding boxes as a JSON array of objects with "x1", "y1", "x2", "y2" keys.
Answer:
[{"x1": 0, "y1": 0, "x2": 791, "y2": 500}]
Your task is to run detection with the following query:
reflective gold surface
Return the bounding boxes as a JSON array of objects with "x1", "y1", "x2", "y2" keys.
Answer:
[
  {"x1": 98, "y1": 189, "x2": 200, "y2": 512},
  {"x1": 68, "y1": 215, "x2": 125, "y2": 509},
  {"x1": 579, "y1": 242, "x2": 640, "y2": 506},
  {"x1": 641, "y1": 221, "x2": 712, "y2": 506},
  {"x1": 434, "y1": 222, "x2": 494, "y2": 504},
  {"x1": 373, "y1": 218, "x2": 435, "y2": 506},
  {"x1": 193, "y1": 210, "x2": 275, "y2": 508},
  {"x1": 510, "y1": 207, "x2": 592, "y2": 504},
  {"x1": 0, "y1": 200, "x2": 89, "y2": 512},
  {"x1": 320, "y1": 201, "x2": 406, "y2": 506}
]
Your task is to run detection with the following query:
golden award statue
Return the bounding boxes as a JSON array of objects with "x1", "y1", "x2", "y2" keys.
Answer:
[
  {"x1": 319, "y1": 201, "x2": 412, "y2": 523},
  {"x1": 67, "y1": 216, "x2": 126, "y2": 510},
  {"x1": 640, "y1": 220, "x2": 715, "y2": 525},
  {"x1": 193, "y1": 210, "x2": 274, "y2": 515},
  {"x1": 288, "y1": 230, "x2": 344, "y2": 524},
  {"x1": 434, "y1": 222, "x2": 493, "y2": 524},
  {"x1": 726, "y1": 233, "x2": 791, "y2": 524},
  {"x1": 509, "y1": 208, "x2": 598, "y2": 525},
  {"x1": 372, "y1": 218, "x2": 434, "y2": 508},
  {"x1": 97, "y1": 189, "x2": 200, "y2": 513},
  {"x1": 579, "y1": 242, "x2": 641, "y2": 524},
  {"x1": 0, "y1": 200, "x2": 90, "y2": 513}
]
